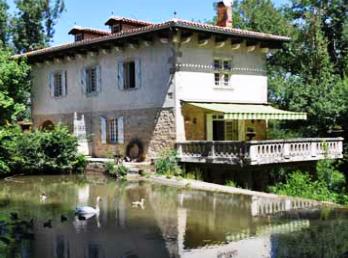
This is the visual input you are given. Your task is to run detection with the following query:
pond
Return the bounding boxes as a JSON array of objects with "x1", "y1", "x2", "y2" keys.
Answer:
[{"x1": 0, "y1": 175, "x2": 348, "y2": 258}]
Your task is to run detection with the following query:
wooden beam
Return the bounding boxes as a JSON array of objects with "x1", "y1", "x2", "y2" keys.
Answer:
[
  {"x1": 215, "y1": 36, "x2": 228, "y2": 48},
  {"x1": 198, "y1": 33, "x2": 211, "y2": 47},
  {"x1": 231, "y1": 43, "x2": 241, "y2": 50}
]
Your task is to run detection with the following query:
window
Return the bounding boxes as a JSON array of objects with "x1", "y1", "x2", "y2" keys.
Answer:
[
  {"x1": 75, "y1": 33, "x2": 83, "y2": 41},
  {"x1": 123, "y1": 61, "x2": 136, "y2": 89},
  {"x1": 213, "y1": 58, "x2": 232, "y2": 87},
  {"x1": 50, "y1": 70, "x2": 67, "y2": 98},
  {"x1": 109, "y1": 119, "x2": 118, "y2": 144},
  {"x1": 111, "y1": 24, "x2": 122, "y2": 33},
  {"x1": 53, "y1": 72, "x2": 63, "y2": 97},
  {"x1": 100, "y1": 116, "x2": 124, "y2": 145},
  {"x1": 86, "y1": 67, "x2": 97, "y2": 94}
]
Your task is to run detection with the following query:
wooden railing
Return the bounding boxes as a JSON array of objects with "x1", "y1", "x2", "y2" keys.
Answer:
[{"x1": 176, "y1": 138, "x2": 344, "y2": 166}]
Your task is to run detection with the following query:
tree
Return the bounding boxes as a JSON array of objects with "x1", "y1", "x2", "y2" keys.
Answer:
[
  {"x1": 0, "y1": 48, "x2": 31, "y2": 125},
  {"x1": 0, "y1": 0, "x2": 9, "y2": 45},
  {"x1": 11, "y1": 0, "x2": 65, "y2": 53}
]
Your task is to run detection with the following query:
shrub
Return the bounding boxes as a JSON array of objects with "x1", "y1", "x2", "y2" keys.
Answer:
[
  {"x1": 105, "y1": 161, "x2": 128, "y2": 179},
  {"x1": 270, "y1": 171, "x2": 332, "y2": 201},
  {"x1": 0, "y1": 125, "x2": 86, "y2": 175},
  {"x1": 225, "y1": 180, "x2": 237, "y2": 188},
  {"x1": 183, "y1": 168, "x2": 203, "y2": 181},
  {"x1": 155, "y1": 150, "x2": 182, "y2": 176}
]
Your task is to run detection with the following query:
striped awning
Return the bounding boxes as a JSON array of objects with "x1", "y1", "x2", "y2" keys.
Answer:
[{"x1": 187, "y1": 103, "x2": 307, "y2": 120}]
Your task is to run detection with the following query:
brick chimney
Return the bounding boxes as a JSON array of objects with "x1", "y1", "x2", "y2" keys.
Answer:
[{"x1": 216, "y1": 0, "x2": 232, "y2": 27}]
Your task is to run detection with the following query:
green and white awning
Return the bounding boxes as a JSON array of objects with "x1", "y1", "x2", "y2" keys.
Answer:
[{"x1": 187, "y1": 102, "x2": 307, "y2": 120}]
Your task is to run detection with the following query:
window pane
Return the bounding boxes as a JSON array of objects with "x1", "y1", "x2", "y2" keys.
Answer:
[
  {"x1": 109, "y1": 119, "x2": 118, "y2": 143},
  {"x1": 54, "y1": 72, "x2": 62, "y2": 97},
  {"x1": 123, "y1": 62, "x2": 136, "y2": 89},
  {"x1": 214, "y1": 73, "x2": 220, "y2": 86},
  {"x1": 214, "y1": 59, "x2": 222, "y2": 70},
  {"x1": 86, "y1": 67, "x2": 97, "y2": 94},
  {"x1": 223, "y1": 60, "x2": 232, "y2": 70},
  {"x1": 223, "y1": 74, "x2": 230, "y2": 86}
]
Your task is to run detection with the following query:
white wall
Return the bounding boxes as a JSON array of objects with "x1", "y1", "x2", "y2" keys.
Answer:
[
  {"x1": 176, "y1": 43, "x2": 268, "y2": 104},
  {"x1": 175, "y1": 40, "x2": 269, "y2": 141},
  {"x1": 31, "y1": 42, "x2": 175, "y2": 116}
]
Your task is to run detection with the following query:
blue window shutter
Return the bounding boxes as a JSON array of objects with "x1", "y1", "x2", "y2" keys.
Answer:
[
  {"x1": 48, "y1": 72, "x2": 54, "y2": 97},
  {"x1": 97, "y1": 65, "x2": 102, "y2": 93},
  {"x1": 117, "y1": 116, "x2": 124, "y2": 144},
  {"x1": 118, "y1": 62, "x2": 124, "y2": 90},
  {"x1": 100, "y1": 117, "x2": 107, "y2": 144},
  {"x1": 62, "y1": 71, "x2": 68, "y2": 96},
  {"x1": 80, "y1": 68, "x2": 86, "y2": 93},
  {"x1": 135, "y1": 59, "x2": 141, "y2": 89}
]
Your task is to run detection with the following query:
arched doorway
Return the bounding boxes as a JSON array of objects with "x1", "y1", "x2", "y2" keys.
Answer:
[{"x1": 41, "y1": 120, "x2": 55, "y2": 131}]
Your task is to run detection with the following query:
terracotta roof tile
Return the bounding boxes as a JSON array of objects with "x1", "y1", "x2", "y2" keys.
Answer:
[
  {"x1": 68, "y1": 26, "x2": 110, "y2": 36},
  {"x1": 105, "y1": 16, "x2": 154, "y2": 26},
  {"x1": 15, "y1": 19, "x2": 290, "y2": 59}
]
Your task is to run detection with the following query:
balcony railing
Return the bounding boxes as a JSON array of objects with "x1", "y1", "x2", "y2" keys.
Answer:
[{"x1": 176, "y1": 138, "x2": 344, "y2": 165}]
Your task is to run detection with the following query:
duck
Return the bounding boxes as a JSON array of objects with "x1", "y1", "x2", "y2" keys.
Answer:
[
  {"x1": 10, "y1": 212, "x2": 18, "y2": 221},
  {"x1": 60, "y1": 215, "x2": 68, "y2": 223},
  {"x1": 132, "y1": 198, "x2": 145, "y2": 209},
  {"x1": 75, "y1": 197, "x2": 101, "y2": 215},
  {"x1": 43, "y1": 220, "x2": 52, "y2": 228},
  {"x1": 40, "y1": 193, "x2": 48, "y2": 202}
]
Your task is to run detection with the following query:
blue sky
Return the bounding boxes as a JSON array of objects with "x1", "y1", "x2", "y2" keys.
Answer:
[{"x1": 7, "y1": 0, "x2": 288, "y2": 45}]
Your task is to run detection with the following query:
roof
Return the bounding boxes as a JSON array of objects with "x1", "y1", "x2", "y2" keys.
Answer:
[
  {"x1": 15, "y1": 18, "x2": 291, "y2": 61},
  {"x1": 105, "y1": 16, "x2": 153, "y2": 26},
  {"x1": 68, "y1": 26, "x2": 110, "y2": 36},
  {"x1": 187, "y1": 102, "x2": 307, "y2": 120}
]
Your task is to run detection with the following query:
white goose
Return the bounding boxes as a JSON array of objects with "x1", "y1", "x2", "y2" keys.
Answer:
[{"x1": 75, "y1": 196, "x2": 101, "y2": 215}]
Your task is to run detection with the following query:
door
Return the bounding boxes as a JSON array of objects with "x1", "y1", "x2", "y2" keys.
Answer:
[{"x1": 213, "y1": 120, "x2": 225, "y2": 141}]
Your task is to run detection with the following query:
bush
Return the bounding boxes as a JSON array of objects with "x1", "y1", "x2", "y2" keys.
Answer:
[
  {"x1": 183, "y1": 168, "x2": 203, "y2": 181},
  {"x1": 225, "y1": 180, "x2": 238, "y2": 188},
  {"x1": 270, "y1": 170, "x2": 348, "y2": 205},
  {"x1": 155, "y1": 150, "x2": 182, "y2": 177},
  {"x1": 105, "y1": 161, "x2": 128, "y2": 179},
  {"x1": 0, "y1": 125, "x2": 86, "y2": 175}
]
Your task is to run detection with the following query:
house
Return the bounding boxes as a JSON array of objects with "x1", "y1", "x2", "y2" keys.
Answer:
[{"x1": 18, "y1": 1, "x2": 343, "y2": 165}]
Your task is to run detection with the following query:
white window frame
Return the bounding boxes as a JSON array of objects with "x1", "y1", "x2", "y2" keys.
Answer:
[
  {"x1": 118, "y1": 59, "x2": 141, "y2": 90},
  {"x1": 109, "y1": 118, "x2": 118, "y2": 144},
  {"x1": 49, "y1": 70, "x2": 67, "y2": 98},
  {"x1": 83, "y1": 65, "x2": 101, "y2": 97},
  {"x1": 213, "y1": 58, "x2": 233, "y2": 88}
]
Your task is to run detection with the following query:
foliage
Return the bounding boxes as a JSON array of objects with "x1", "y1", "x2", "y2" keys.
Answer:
[
  {"x1": 0, "y1": 0, "x2": 9, "y2": 45},
  {"x1": 0, "y1": 125, "x2": 86, "y2": 175},
  {"x1": 267, "y1": 121, "x2": 303, "y2": 139},
  {"x1": 11, "y1": 0, "x2": 65, "y2": 53},
  {"x1": 225, "y1": 180, "x2": 237, "y2": 188},
  {"x1": 155, "y1": 150, "x2": 182, "y2": 177},
  {"x1": 270, "y1": 167, "x2": 348, "y2": 205},
  {"x1": 0, "y1": 48, "x2": 31, "y2": 125},
  {"x1": 105, "y1": 161, "x2": 128, "y2": 179},
  {"x1": 316, "y1": 159, "x2": 346, "y2": 193},
  {"x1": 232, "y1": 0, "x2": 348, "y2": 137},
  {"x1": 183, "y1": 168, "x2": 203, "y2": 181}
]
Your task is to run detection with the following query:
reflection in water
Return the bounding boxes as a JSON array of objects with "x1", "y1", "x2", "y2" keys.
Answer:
[{"x1": 0, "y1": 175, "x2": 347, "y2": 258}]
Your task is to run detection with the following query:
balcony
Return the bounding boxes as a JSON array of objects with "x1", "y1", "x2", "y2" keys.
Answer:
[{"x1": 176, "y1": 138, "x2": 344, "y2": 166}]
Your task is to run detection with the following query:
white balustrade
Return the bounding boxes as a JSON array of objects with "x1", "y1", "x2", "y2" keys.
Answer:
[{"x1": 177, "y1": 138, "x2": 344, "y2": 165}]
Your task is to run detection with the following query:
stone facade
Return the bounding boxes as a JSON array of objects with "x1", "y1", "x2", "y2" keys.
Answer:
[{"x1": 33, "y1": 107, "x2": 176, "y2": 160}]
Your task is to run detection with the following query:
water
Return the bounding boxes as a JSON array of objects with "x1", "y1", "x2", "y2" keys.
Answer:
[{"x1": 0, "y1": 175, "x2": 347, "y2": 258}]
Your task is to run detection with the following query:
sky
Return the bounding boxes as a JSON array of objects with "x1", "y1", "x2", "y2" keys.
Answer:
[{"x1": 7, "y1": 0, "x2": 288, "y2": 45}]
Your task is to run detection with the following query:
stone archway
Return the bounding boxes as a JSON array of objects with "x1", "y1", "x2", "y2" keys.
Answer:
[
  {"x1": 41, "y1": 120, "x2": 55, "y2": 131},
  {"x1": 126, "y1": 139, "x2": 145, "y2": 162}
]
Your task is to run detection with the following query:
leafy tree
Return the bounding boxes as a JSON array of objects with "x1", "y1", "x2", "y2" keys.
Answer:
[
  {"x1": 0, "y1": 0, "x2": 9, "y2": 45},
  {"x1": 11, "y1": 0, "x2": 65, "y2": 53},
  {"x1": 0, "y1": 48, "x2": 31, "y2": 125}
]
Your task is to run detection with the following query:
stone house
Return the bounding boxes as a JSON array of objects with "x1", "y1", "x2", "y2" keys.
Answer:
[{"x1": 18, "y1": 2, "x2": 343, "y2": 164}]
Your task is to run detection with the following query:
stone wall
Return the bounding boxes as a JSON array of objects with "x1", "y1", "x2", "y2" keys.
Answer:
[
  {"x1": 33, "y1": 107, "x2": 176, "y2": 160},
  {"x1": 182, "y1": 104, "x2": 206, "y2": 141}
]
